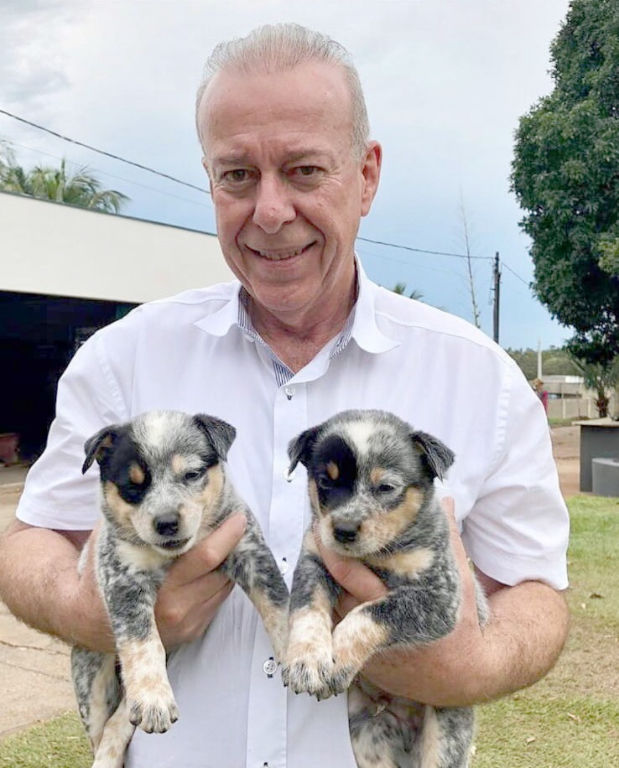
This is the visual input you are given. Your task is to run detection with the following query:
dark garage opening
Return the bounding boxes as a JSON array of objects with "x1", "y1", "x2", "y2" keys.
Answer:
[{"x1": 0, "y1": 291, "x2": 137, "y2": 463}]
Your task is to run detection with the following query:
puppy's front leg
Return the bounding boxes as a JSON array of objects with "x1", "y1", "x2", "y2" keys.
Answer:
[
  {"x1": 116, "y1": 621, "x2": 178, "y2": 734},
  {"x1": 282, "y1": 531, "x2": 341, "y2": 699},
  {"x1": 222, "y1": 518, "x2": 290, "y2": 661},
  {"x1": 330, "y1": 599, "x2": 391, "y2": 695},
  {"x1": 99, "y1": 545, "x2": 178, "y2": 734}
]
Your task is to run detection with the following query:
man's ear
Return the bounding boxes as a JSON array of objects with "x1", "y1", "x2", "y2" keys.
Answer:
[
  {"x1": 360, "y1": 140, "x2": 382, "y2": 217},
  {"x1": 287, "y1": 426, "x2": 321, "y2": 474},
  {"x1": 410, "y1": 431, "x2": 455, "y2": 481}
]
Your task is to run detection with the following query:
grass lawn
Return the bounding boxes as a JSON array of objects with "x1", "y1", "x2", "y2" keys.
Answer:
[{"x1": 1, "y1": 496, "x2": 618, "y2": 766}]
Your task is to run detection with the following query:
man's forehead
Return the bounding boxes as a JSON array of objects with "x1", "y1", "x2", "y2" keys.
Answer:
[{"x1": 198, "y1": 61, "x2": 354, "y2": 149}]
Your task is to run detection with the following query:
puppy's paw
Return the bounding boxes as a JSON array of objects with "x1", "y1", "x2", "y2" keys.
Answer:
[
  {"x1": 128, "y1": 686, "x2": 179, "y2": 733},
  {"x1": 327, "y1": 664, "x2": 357, "y2": 696},
  {"x1": 281, "y1": 647, "x2": 334, "y2": 699}
]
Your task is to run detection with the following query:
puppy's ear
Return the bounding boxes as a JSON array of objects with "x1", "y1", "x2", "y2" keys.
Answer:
[
  {"x1": 410, "y1": 431, "x2": 455, "y2": 481},
  {"x1": 193, "y1": 414, "x2": 236, "y2": 461},
  {"x1": 82, "y1": 426, "x2": 121, "y2": 474},
  {"x1": 287, "y1": 426, "x2": 322, "y2": 474}
]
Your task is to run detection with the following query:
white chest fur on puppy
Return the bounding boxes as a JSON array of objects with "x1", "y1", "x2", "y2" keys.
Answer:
[
  {"x1": 71, "y1": 410, "x2": 289, "y2": 768},
  {"x1": 282, "y1": 409, "x2": 488, "y2": 768}
]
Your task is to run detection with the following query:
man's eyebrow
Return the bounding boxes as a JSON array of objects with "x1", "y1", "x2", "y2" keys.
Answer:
[{"x1": 211, "y1": 149, "x2": 334, "y2": 167}]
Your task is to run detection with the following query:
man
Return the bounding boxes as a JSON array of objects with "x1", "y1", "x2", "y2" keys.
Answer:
[{"x1": 0, "y1": 23, "x2": 568, "y2": 767}]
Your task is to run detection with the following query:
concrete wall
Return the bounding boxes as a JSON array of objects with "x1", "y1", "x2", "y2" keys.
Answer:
[{"x1": 0, "y1": 191, "x2": 233, "y2": 303}]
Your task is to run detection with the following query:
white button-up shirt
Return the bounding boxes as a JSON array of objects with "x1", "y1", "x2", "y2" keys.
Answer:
[{"x1": 17, "y1": 263, "x2": 569, "y2": 768}]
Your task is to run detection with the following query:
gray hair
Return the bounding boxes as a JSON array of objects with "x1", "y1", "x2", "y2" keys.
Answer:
[{"x1": 195, "y1": 23, "x2": 370, "y2": 159}]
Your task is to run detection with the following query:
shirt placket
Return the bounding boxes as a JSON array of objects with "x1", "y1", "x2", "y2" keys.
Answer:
[{"x1": 245, "y1": 380, "x2": 309, "y2": 768}]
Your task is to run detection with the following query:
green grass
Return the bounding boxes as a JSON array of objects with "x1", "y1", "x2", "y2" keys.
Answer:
[
  {"x1": 0, "y1": 712, "x2": 90, "y2": 767},
  {"x1": 1, "y1": 497, "x2": 618, "y2": 766}
]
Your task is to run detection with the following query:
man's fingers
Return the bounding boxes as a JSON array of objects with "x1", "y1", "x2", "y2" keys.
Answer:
[
  {"x1": 315, "y1": 528, "x2": 387, "y2": 603},
  {"x1": 166, "y1": 512, "x2": 247, "y2": 586}
]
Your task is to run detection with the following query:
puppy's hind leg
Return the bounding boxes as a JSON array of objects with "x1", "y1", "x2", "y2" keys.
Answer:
[
  {"x1": 71, "y1": 648, "x2": 121, "y2": 753},
  {"x1": 418, "y1": 706, "x2": 475, "y2": 768},
  {"x1": 92, "y1": 698, "x2": 135, "y2": 768}
]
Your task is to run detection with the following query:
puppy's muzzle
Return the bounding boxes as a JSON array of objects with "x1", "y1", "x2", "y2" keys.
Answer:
[
  {"x1": 332, "y1": 520, "x2": 361, "y2": 544},
  {"x1": 153, "y1": 512, "x2": 180, "y2": 538}
]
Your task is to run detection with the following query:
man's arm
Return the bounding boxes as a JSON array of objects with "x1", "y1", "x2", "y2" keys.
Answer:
[
  {"x1": 318, "y1": 501, "x2": 569, "y2": 708},
  {"x1": 0, "y1": 514, "x2": 248, "y2": 652}
]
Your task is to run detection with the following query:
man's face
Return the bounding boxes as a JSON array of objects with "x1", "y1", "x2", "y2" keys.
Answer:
[{"x1": 198, "y1": 61, "x2": 381, "y2": 325}]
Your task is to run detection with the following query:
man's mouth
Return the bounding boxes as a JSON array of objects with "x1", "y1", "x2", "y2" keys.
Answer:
[{"x1": 247, "y1": 242, "x2": 315, "y2": 261}]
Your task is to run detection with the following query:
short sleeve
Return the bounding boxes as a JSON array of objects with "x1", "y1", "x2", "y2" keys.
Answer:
[
  {"x1": 16, "y1": 330, "x2": 129, "y2": 530},
  {"x1": 461, "y1": 366, "x2": 569, "y2": 590}
]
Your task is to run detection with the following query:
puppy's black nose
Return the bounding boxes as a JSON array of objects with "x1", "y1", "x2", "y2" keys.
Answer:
[
  {"x1": 154, "y1": 513, "x2": 180, "y2": 537},
  {"x1": 333, "y1": 521, "x2": 361, "y2": 544}
]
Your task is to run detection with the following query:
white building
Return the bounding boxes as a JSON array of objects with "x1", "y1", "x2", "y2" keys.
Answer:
[{"x1": 0, "y1": 191, "x2": 232, "y2": 459}]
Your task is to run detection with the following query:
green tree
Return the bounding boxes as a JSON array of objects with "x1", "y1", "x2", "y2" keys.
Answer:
[
  {"x1": 0, "y1": 142, "x2": 129, "y2": 213},
  {"x1": 511, "y1": 0, "x2": 619, "y2": 366},
  {"x1": 391, "y1": 282, "x2": 425, "y2": 301},
  {"x1": 569, "y1": 355, "x2": 619, "y2": 418}
]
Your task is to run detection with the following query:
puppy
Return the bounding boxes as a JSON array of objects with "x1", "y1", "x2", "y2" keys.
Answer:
[
  {"x1": 71, "y1": 410, "x2": 289, "y2": 768},
  {"x1": 282, "y1": 409, "x2": 488, "y2": 768}
]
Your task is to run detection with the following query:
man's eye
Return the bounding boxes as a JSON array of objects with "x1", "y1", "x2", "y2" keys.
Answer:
[
  {"x1": 223, "y1": 169, "x2": 250, "y2": 183},
  {"x1": 291, "y1": 166, "x2": 321, "y2": 179}
]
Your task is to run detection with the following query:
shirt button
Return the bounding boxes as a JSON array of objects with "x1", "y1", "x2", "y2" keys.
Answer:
[
  {"x1": 279, "y1": 558, "x2": 289, "y2": 575},
  {"x1": 284, "y1": 386, "x2": 295, "y2": 399},
  {"x1": 263, "y1": 657, "x2": 278, "y2": 677}
]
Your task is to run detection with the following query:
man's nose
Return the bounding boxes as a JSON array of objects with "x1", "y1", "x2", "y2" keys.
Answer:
[{"x1": 252, "y1": 174, "x2": 296, "y2": 233}]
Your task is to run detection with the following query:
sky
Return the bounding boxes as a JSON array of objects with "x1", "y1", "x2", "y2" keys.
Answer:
[{"x1": 0, "y1": 0, "x2": 574, "y2": 350}]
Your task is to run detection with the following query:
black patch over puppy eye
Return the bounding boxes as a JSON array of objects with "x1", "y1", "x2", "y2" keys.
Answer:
[{"x1": 312, "y1": 434, "x2": 357, "y2": 508}]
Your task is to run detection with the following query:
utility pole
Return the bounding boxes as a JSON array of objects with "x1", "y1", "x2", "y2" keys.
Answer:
[{"x1": 492, "y1": 252, "x2": 501, "y2": 344}]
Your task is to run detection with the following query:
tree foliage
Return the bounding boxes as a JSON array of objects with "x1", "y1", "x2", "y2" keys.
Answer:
[
  {"x1": 0, "y1": 142, "x2": 129, "y2": 213},
  {"x1": 506, "y1": 347, "x2": 581, "y2": 381},
  {"x1": 511, "y1": 0, "x2": 619, "y2": 366}
]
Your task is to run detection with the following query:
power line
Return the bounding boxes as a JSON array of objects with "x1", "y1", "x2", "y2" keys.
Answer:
[
  {"x1": 501, "y1": 260, "x2": 530, "y2": 286},
  {"x1": 356, "y1": 236, "x2": 491, "y2": 260},
  {"x1": 0, "y1": 108, "x2": 210, "y2": 195}
]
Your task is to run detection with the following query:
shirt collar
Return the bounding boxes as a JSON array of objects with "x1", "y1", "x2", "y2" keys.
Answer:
[{"x1": 194, "y1": 257, "x2": 399, "y2": 356}]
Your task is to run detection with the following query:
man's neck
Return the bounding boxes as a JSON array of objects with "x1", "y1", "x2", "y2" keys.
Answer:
[{"x1": 248, "y1": 283, "x2": 357, "y2": 374}]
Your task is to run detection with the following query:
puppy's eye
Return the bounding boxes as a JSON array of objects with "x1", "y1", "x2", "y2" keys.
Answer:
[
  {"x1": 376, "y1": 483, "x2": 396, "y2": 494},
  {"x1": 184, "y1": 468, "x2": 205, "y2": 482},
  {"x1": 316, "y1": 474, "x2": 331, "y2": 489}
]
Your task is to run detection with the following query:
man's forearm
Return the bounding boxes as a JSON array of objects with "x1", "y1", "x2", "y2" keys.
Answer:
[
  {"x1": 0, "y1": 521, "x2": 114, "y2": 651},
  {"x1": 363, "y1": 580, "x2": 569, "y2": 707}
]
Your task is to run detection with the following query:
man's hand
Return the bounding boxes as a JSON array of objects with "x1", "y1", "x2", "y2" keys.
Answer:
[{"x1": 315, "y1": 498, "x2": 569, "y2": 707}]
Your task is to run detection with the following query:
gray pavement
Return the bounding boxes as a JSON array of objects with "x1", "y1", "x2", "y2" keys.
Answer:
[{"x1": 0, "y1": 470, "x2": 76, "y2": 739}]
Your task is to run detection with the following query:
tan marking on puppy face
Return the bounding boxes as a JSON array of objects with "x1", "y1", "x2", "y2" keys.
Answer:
[
  {"x1": 128, "y1": 462, "x2": 146, "y2": 485},
  {"x1": 370, "y1": 467, "x2": 385, "y2": 486},
  {"x1": 365, "y1": 547, "x2": 435, "y2": 578},
  {"x1": 326, "y1": 461, "x2": 340, "y2": 481},
  {"x1": 116, "y1": 539, "x2": 169, "y2": 570},
  {"x1": 308, "y1": 478, "x2": 322, "y2": 517},
  {"x1": 302, "y1": 527, "x2": 319, "y2": 557},
  {"x1": 103, "y1": 482, "x2": 137, "y2": 536},
  {"x1": 332, "y1": 605, "x2": 390, "y2": 671},
  {"x1": 171, "y1": 454, "x2": 187, "y2": 475},
  {"x1": 364, "y1": 486, "x2": 424, "y2": 551},
  {"x1": 197, "y1": 464, "x2": 224, "y2": 521}
]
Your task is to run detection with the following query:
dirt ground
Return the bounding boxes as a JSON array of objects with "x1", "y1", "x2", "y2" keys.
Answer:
[{"x1": 550, "y1": 425, "x2": 581, "y2": 498}]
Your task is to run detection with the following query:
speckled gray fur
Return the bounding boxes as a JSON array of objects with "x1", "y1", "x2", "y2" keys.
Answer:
[
  {"x1": 71, "y1": 410, "x2": 288, "y2": 768},
  {"x1": 283, "y1": 409, "x2": 489, "y2": 768}
]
